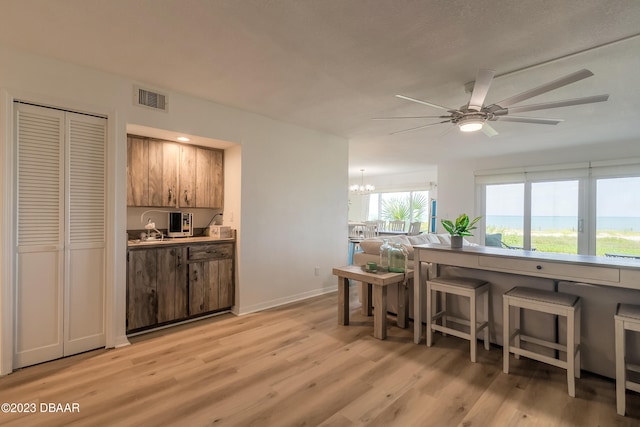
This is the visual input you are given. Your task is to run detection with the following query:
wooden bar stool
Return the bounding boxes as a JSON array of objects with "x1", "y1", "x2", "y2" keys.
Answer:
[
  {"x1": 503, "y1": 287, "x2": 581, "y2": 397},
  {"x1": 426, "y1": 276, "x2": 490, "y2": 363},
  {"x1": 615, "y1": 303, "x2": 640, "y2": 416}
]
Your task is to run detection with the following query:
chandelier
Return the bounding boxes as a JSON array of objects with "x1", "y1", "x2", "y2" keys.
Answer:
[{"x1": 350, "y1": 169, "x2": 375, "y2": 194}]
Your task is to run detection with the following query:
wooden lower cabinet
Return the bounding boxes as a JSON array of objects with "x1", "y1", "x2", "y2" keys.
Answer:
[
  {"x1": 188, "y1": 243, "x2": 234, "y2": 315},
  {"x1": 156, "y1": 247, "x2": 188, "y2": 323},
  {"x1": 127, "y1": 246, "x2": 187, "y2": 333},
  {"x1": 127, "y1": 241, "x2": 234, "y2": 333},
  {"x1": 189, "y1": 258, "x2": 234, "y2": 315}
]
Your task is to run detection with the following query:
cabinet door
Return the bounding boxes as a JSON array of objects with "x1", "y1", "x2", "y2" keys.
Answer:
[
  {"x1": 127, "y1": 249, "x2": 157, "y2": 331},
  {"x1": 179, "y1": 145, "x2": 196, "y2": 207},
  {"x1": 218, "y1": 258, "x2": 234, "y2": 308},
  {"x1": 127, "y1": 136, "x2": 149, "y2": 206},
  {"x1": 189, "y1": 260, "x2": 220, "y2": 315},
  {"x1": 195, "y1": 148, "x2": 224, "y2": 208},
  {"x1": 173, "y1": 247, "x2": 188, "y2": 319},
  {"x1": 148, "y1": 140, "x2": 179, "y2": 207},
  {"x1": 189, "y1": 262, "x2": 205, "y2": 315},
  {"x1": 156, "y1": 247, "x2": 187, "y2": 323},
  {"x1": 210, "y1": 149, "x2": 224, "y2": 209},
  {"x1": 189, "y1": 258, "x2": 234, "y2": 315}
]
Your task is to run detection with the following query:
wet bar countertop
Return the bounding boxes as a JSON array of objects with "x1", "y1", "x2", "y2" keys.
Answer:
[{"x1": 127, "y1": 236, "x2": 235, "y2": 247}]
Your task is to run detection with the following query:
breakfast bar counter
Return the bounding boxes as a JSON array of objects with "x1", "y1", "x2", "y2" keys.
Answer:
[{"x1": 413, "y1": 244, "x2": 640, "y2": 378}]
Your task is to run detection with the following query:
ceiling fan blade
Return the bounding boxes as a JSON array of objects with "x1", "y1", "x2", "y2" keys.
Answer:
[
  {"x1": 395, "y1": 94, "x2": 456, "y2": 112},
  {"x1": 371, "y1": 115, "x2": 451, "y2": 120},
  {"x1": 504, "y1": 94, "x2": 610, "y2": 114},
  {"x1": 494, "y1": 69, "x2": 594, "y2": 107},
  {"x1": 494, "y1": 116, "x2": 563, "y2": 125},
  {"x1": 468, "y1": 69, "x2": 495, "y2": 110},
  {"x1": 481, "y1": 123, "x2": 499, "y2": 137},
  {"x1": 390, "y1": 120, "x2": 452, "y2": 135}
]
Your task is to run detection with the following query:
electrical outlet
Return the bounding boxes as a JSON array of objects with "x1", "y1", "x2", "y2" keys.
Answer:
[{"x1": 314, "y1": 266, "x2": 320, "y2": 276}]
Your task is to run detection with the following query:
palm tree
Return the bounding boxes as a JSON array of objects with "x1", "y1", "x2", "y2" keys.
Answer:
[
  {"x1": 410, "y1": 192, "x2": 429, "y2": 222},
  {"x1": 381, "y1": 196, "x2": 410, "y2": 221},
  {"x1": 381, "y1": 192, "x2": 430, "y2": 231}
]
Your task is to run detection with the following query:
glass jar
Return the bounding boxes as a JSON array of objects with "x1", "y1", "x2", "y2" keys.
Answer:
[
  {"x1": 389, "y1": 242, "x2": 408, "y2": 273},
  {"x1": 379, "y1": 238, "x2": 391, "y2": 271}
]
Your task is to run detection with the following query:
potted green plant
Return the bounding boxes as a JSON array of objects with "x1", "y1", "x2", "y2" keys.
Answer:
[{"x1": 441, "y1": 213, "x2": 482, "y2": 248}]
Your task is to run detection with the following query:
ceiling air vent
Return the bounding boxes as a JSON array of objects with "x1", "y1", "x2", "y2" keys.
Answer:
[{"x1": 134, "y1": 86, "x2": 168, "y2": 112}]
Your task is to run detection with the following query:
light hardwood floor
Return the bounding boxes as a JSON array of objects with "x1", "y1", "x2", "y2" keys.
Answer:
[{"x1": 1, "y1": 289, "x2": 639, "y2": 427}]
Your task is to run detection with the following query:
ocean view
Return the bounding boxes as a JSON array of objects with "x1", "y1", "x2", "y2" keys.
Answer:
[{"x1": 486, "y1": 215, "x2": 640, "y2": 232}]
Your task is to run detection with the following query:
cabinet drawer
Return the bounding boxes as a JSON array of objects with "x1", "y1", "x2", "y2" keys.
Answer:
[
  {"x1": 188, "y1": 243, "x2": 233, "y2": 261},
  {"x1": 478, "y1": 256, "x2": 620, "y2": 283}
]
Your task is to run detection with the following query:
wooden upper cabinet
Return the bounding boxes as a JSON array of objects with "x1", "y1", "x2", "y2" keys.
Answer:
[
  {"x1": 148, "y1": 139, "x2": 178, "y2": 208},
  {"x1": 127, "y1": 136, "x2": 149, "y2": 206},
  {"x1": 128, "y1": 134, "x2": 223, "y2": 209},
  {"x1": 195, "y1": 147, "x2": 224, "y2": 209},
  {"x1": 127, "y1": 136, "x2": 179, "y2": 207},
  {"x1": 179, "y1": 145, "x2": 196, "y2": 208}
]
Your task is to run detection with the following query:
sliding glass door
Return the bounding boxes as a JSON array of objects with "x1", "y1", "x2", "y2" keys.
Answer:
[
  {"x1": 479, "y1": 163, "x2": 640, "y2": 257},
  {"x1": 595, "y1": 177, "x2": 640, "y2": 257},
  {"x1": 485, "y1": 183, "x2": 524, "y2": 249},
  {"x1": 531, "y1": 180, "x2": 580, "y2": 254}
]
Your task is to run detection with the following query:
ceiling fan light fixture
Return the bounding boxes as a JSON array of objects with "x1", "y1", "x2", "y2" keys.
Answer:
[{"x1": 458, "y1": 119, "x2": 484, "y2": 132}]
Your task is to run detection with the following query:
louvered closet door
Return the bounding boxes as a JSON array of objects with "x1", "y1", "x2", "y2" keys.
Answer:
[
  {"x1": 15, "y1": 103, "x2": 65, "y2": 368},
  {"x1": 64, "y1": 112, "x2": 106, "y2": 356},
  {"x1": 14, "y1": 103, "x2": 106, "y2": 368}
]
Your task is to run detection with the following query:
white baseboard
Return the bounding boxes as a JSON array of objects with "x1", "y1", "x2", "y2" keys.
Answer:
[
  {"x1": 113, "y1": 335, "x2": 131, "y2": 348},
  {"x1": 236, "y1": 285, "x2": 338, "y2": 316}
]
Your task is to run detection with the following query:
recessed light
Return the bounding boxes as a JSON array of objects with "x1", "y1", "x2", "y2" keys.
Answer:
[{"x1": 177, "y1": 136, "x2": 190, "y2": 142}]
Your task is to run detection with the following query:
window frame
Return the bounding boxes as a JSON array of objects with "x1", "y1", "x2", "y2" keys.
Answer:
[
  {"x1": 476, "y1": 159, "x2": 640, "y2": 256},
  {"x1": 368, "y1": 190, "x2": 433, "y2": 231}
]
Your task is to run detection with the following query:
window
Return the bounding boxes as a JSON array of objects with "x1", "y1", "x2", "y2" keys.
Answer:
[
  {"x1": 531, "y1": 180, "x2": 579, "y2": 254},
  {"x1": 486, "y1": 183, "x2": 524, "y2": 249},
  {"x1": 477, "y1": 160, "x2": 640, "y2": 257},
  {"x1": 595, "y1": 177, "x2": 640, "y2": 257},
  {"x1": 368, "y1": 190, "x2": 431, "y2": 232}
]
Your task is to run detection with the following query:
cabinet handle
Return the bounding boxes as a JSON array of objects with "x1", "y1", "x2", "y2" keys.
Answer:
[
  {"x1": 168, "y1": 187, "x2": 174, "y2": 203},
  {"x1": 184, "y1": 190, "x2": 190, "y2": 205},
  {"x1": 536, "y1": 265, "x2": 542, "y2": 270}
]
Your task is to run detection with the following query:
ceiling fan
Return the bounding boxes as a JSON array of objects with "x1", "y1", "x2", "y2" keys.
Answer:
[{"x1": 374, "y1": 68, "x2": 609, "y2": 136}]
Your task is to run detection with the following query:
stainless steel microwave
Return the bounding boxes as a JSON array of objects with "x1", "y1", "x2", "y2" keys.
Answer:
[{"x1": 168, "y1": 212, "x2": 193, "y2": 238}]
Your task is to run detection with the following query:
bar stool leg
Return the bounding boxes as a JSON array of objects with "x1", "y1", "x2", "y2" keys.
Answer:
[
  {"x1": 567, "y1": 307, "x2": 576, "y2": 397},
  {"x1": 484, "y1": 290, "x2": 490, "y2": 350},
  {"x1": 503, "y1": 296, "x2": 510, "y2": 374},
  {"x1": 615, "y1": 316, "x2": 626, "y2": 416},
  {"x1": 575, "y1": 303, "x2": 581, "y2": 379},
  {"x1": 426, "y1": 283, "x2": 433, "y2": 347},
  {"x1": 470, "y1": 291, "x2": 477, "y2": 363},
  {"x1": 514, "y1": 306, "x2": 521, "y2": 360},
  {"x1": 440, "y1": 291, "x2": 447, "y2": 336}
]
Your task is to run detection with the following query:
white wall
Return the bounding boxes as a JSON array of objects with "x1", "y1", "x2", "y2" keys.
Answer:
[{"x1": 0, "y1": 45, "x2": 348, "y2": 373}]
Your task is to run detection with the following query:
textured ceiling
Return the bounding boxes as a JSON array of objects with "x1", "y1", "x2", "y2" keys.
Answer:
[{"x1": 2, "y1": 0, "x2": 640, "y2": 177}]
